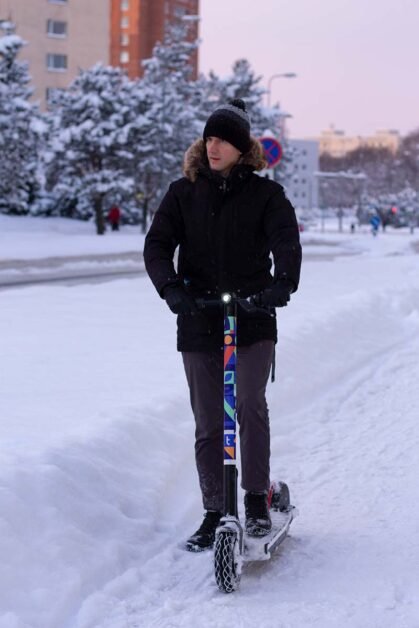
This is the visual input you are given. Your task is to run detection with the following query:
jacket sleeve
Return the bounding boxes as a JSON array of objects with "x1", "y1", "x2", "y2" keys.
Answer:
[
  {"x1": 263, "y1": 187, "x2": 302, "y2": 291},
  {"x1": 143, "y1": 183, "x2": 184, "y2": 297}
]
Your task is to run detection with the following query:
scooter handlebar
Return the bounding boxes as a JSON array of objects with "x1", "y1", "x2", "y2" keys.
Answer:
[{"x1": 195, "y1": 294, "x2": 275, "y2": 317}]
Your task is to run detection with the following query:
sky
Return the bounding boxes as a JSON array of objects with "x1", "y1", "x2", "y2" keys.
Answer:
[{"x1": 199, "y1": 0, "x2": 419, "y2": 139}]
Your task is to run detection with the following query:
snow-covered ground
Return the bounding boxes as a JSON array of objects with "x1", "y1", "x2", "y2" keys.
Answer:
[
  {"x1": 1, "y1": 216, "x2": 419, "y2": 627},
  {"x1": 0, "y1": 215, "x2": 146, "y2": 286},
  {"x1": 0, "y1": 214, "x2": 146, "y2": 261}
]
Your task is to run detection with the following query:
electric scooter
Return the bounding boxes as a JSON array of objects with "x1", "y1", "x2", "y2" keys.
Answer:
[{"x1": 197, "y1": 293, "x2": 297, "y2": 593}]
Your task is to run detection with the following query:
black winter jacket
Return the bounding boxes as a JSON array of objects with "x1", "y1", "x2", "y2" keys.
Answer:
[{"x1": 144, "y1": 138, "x2": 302, "y2": 352}]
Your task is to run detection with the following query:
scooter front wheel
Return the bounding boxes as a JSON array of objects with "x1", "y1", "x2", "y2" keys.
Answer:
[{"x1": 214, "y1": 528, "x2": 242, "y2": 593}]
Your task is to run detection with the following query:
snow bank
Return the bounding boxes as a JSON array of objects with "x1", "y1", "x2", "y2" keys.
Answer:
[{"x1": 0, "y1": 215, "x2": 145, "y2": 261}]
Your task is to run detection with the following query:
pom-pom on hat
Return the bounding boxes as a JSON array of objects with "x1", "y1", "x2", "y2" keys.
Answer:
[{"x1": 203, "y1": 98, "x2": 251, "y2": 154}]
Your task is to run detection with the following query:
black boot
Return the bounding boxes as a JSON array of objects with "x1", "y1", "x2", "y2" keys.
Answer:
[
  {"x1": 244, "y1": 491, "x2": 272, "y2": 536},
  {"x1": 186, "y1": 510, "x2": 222, "y2": 552}
]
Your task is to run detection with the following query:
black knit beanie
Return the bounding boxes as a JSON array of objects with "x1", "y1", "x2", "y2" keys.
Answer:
[{"x1": 203, "y1": 98, "x2": 251, "y2": 154}]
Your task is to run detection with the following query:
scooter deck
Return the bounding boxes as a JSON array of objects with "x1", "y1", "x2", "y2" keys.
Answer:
[{"x1": 243, "y1": 506, "x2": 297, "y2": 562}]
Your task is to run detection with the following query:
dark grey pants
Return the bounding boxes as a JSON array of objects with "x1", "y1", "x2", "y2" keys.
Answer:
[{"x1": 182, "y1": 340, "x2": 274, "y2": 512}]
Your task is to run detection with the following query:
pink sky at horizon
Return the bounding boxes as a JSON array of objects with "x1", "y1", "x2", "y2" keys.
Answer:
[{"x1": 199, "y1": 0, "x2": 419, "y2": 139}]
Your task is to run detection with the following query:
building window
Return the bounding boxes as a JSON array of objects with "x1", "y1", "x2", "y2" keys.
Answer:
[
  {"x1": 46, "y1": 53, "x2": 68, "y2": 71},
  {"x1": 302, "y1": 164, "x2": 307, "y2": 170},
  {"x1": 121, "y1": 0, "x2": 129, "y2": 9},
  {"x1": 47, "y1": 19, "x2": 67, "y2": 37},
  {"x1": 120, "y1": 33, "x2": 129, "y2": 46},
  {"x1": 120, "y1": 51, "x2": 129, "y2": 63},
  {"x1": 48, "y1": 0, "x2": 68, "y2": 4},
  {"x1": 121, "y1": 16, "x2": 129, "y2": 28}
]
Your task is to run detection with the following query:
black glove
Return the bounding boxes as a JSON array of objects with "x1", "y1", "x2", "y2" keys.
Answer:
[
  {"x1": 163, "y1": 285, "x2": 198, "y2": 315},
  {"x1": 256, "y1": 280, "x2": 294, "y2": 308}
]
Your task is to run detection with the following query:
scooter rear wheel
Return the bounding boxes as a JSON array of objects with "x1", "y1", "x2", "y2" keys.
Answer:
[
  {"x1": 214, "y1": 528, "x2": 241, "y2": 593},
  {"x1": 269, "y1": 481, "x2": 291, "y2": 512}
]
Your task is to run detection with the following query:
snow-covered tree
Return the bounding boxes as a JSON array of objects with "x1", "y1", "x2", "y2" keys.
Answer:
[
  {"x1": 139, "y1": 17, "x2": 202, "y2": 221},
  {"x1": 0, "y1": 23, "x2": 45, "y2": 214},
  {"x1": 42, "y1": 18, "x2": 202, "y2": 234},
  {"x1": 45, "y1": 64, "x2": 139, "y2": 234},
  {"x1": 395, "y1": 129, "x2": 419, "y2": 192},
  {"x1": 320, "y1": 129, "x2": 419, "y2": 210},
  {"x1": 359, "y1": 187, "x2": 419, "y2": 229},
  {"x1": 121, "y1": 83, "x2": 166, "y2": 232}
]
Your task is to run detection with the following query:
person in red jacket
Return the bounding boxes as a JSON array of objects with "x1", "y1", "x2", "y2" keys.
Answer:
[{"x1": 108, "y1": 206, "x2": 121, "y2": 231}]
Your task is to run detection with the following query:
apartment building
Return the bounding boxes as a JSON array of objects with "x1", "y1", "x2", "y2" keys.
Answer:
[
  {"x1": 286, "y1": 139, "x2": 319, "y2": 211},
  {"x1": 0, "y1": 0, "x2": 199, "y2": 107},
  {"x1": 317, "y1": 126, "x2": 400, "y2": 157},
  {"x1": 0, "y1": 0, "x2": 109, "y2": 105}
]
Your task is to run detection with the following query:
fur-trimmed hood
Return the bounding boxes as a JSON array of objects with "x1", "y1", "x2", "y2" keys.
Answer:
[{"x1": 183, "y1": 136, "x2": 267, "y2": 182}]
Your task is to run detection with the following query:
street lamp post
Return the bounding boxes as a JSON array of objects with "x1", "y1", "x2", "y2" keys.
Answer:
[{"x1": 267, "y1": 72, "x2": 297, "y2": 107}]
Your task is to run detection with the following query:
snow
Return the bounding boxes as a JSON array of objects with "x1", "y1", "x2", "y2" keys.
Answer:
[
  {"x1": 0, "y1": 214, "x2": 145, "y2": 261},
  {"x1": 1, "y1": 217, "x2": 419, "y2": 627}
]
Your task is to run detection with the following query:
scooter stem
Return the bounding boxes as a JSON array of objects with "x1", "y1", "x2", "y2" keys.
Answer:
[{"x1": 223, "y1": 296, "x2": 238, "y2": 518}]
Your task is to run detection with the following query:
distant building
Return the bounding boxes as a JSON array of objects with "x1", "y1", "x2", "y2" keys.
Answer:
[
  {"x1": 317, "y1": 126, "x2": 400, "y2": 157},
  {"x1": 286, "y1": 139, "x2": 319, "y2": 211},
  {"x1": 0, "y1": 0, "x2": 199, "y2": 108}
]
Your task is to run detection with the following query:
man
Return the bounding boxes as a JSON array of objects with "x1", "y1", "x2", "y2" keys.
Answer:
[{"x1": 144, "y1": 99, "x2": 302, "y2": 551}]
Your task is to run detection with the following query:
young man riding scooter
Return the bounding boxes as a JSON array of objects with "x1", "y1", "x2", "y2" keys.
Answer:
[{"x1": 144, "y1": 99, "x2": 302, "y2": 551}]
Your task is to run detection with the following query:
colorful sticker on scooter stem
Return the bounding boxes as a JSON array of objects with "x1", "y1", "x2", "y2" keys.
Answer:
[
  {"x1": 224, "y1": 366, "x2": 236, "y2": 430},
  {"x1": 224, "y1": 314, "x2": 237, "y2": 430},
  {"x1": 224, "y1": 398, "x2": 236, "y2": 430},
  {"x1": 224, "y1": 433, "x2": 236, "y2": 461}
]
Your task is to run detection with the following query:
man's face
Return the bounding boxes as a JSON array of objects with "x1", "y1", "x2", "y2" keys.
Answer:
[{"x1": 206, "y1": 137, "x2": 241, "y2": 177}]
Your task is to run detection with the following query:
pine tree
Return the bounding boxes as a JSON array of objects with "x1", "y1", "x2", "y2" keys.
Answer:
[
  {"x1": 121, "y1": 81, "x2": 165, "y2": 233},
  {"x1": 46, "y1": 64, "x2": 138, "y2": 234},
  {"x1": 139, "y1": 17, "x2": 202, "y2": 220},
  {"x1": 0, "y1": 23, "x2": 45, "y2": 215}
]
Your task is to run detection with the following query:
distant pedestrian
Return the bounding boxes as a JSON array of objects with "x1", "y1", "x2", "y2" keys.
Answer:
[
  {"x1": 108, "y1": 206, "x2": 121, "y2": 231},
  {"x1": 370, "y1": 214, "x2": 380, "y2": 236}
]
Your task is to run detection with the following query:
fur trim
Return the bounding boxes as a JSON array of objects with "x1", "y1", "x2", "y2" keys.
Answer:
[{"x1": 183, "y1": 136, "x2": 268, "y2": 182}]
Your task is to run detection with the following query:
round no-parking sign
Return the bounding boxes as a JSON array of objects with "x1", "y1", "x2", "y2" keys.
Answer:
[{"x1": 259, "y1": 137, "x2": 283, "y2": 168}]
